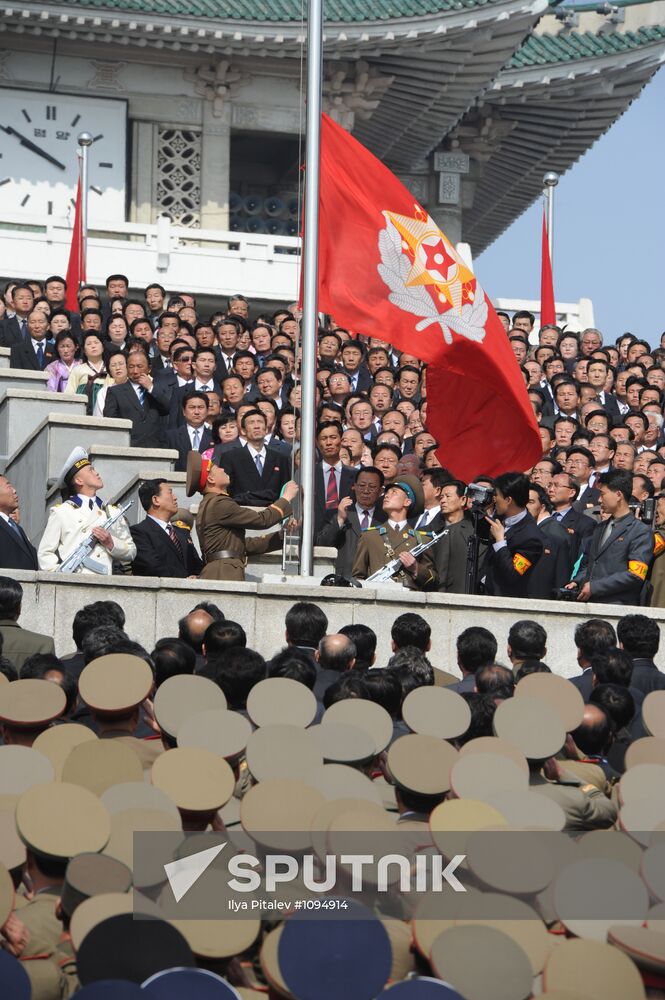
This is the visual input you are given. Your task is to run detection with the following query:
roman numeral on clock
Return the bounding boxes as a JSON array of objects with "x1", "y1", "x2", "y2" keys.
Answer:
[{"x1": 46, "y1": 105, "x2": 57, "y2": 120}]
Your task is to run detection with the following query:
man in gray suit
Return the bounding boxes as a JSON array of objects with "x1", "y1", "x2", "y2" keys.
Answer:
[
  {"x1": 316, "y1": 467, "x2": 385, "y2": 580},
  {"x1": 433, "y1": 480, "x2": 474, "y2": 594},
  {"x1": 0, "y1": 577, "x2": 55, "y2": 671}
]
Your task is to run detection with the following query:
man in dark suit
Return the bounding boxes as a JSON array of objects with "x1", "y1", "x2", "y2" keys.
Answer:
[
  {"x1": 0, "y1": 283, "x2": 34, "y2": 347},
  {"x1": 571, "y1": 469, "x2": 654, "y2": 606},
  {"x1": 9, "y1": 309, "x2": 56, "y2": 371},
  {"x1": 566, "y1": 447, "x2": 601, "y2": 513},
  {"x1": 340, "y1": 341, "x2": 372, "y2": 394},
  {"x1": 616, "y1": 614, "x2": 665, "y2": 695},
  {"x1": 166, "y1": 391, "x2": 213, "y2": 472},
  {"x1": 0, "y1": 476, "x2": 38, "y2": 571},
  {"x1": 483, "y1": 472, "x2": 544, "y2": 599},
  {"x1": 131, "y1": 479, "x2": 202, "y2": 578},
  {"x1": 527, "y1": 482, "x2": 576, "y2": 588},
  {"x1": 547, "y1": 472, "x2": 596, "y2": 567},
  {"x1": 314, "y1": 421, "x2": 356, "y2": 535},
  {"x1": 410, "y1": 469, "x2": 452, "y2": 534},
  {"x1": 586, "y1": 359, "x2": 623, "y2": 425},
  {"x1": 433, "y1": 481, "x2": 475, "y2": 594},
  {"x1": 103, "y1": 350, "x2": 169, "y2": 448},
  {"x1": 219, "y1": 409, "x2": 291, "y2": 506},
  {"x1": 316, "y1": 467, "x2": 386, "y2": 579},
  {"x1": 166, "y1": 347, "x2": 222, "y2": 428}
]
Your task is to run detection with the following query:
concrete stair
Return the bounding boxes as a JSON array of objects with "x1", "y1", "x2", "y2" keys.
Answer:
[
  {"x1": 0, "y1": 388, "x2": 87, "y2": 463},
  {"x1": 111, "y1": 469, "x2": 188, "y2": 525},
  {"x1": 0, "y1": 368, "x2": 49, "y2": 393},
  {"x1": 87, "y1": 444, "x2": 179, "y2": 514},
  {"x1": 0, "y1": 347, "x2": 9, "y2": 370}
]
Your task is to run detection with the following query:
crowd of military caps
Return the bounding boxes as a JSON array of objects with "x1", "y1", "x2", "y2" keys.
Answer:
[
  {"x1": 1, "y1": 580, "x2": 665, "y2": 997},
  {"x1": 3, "y1": 274, "x2": 665, "y2": 598}
]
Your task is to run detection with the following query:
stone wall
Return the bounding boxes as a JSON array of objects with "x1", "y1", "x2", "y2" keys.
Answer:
[{"x1": 8, "y1": 570, "x2": 665, "y2": 679}]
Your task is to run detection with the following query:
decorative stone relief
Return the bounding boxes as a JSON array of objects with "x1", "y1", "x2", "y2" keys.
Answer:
[
  {"x1": 156, "y1": 126, "x2": 202, "y2": 228},
  {"x1": 322, "y1": 60, "x2": 394, "y2": 131},
  {"x1": 185, "y1": 60, "x2": 245, "y2": 118},
  {"x1": 0, "y1": 51, "x2": 13, "y2": 81},
  {"x1": 438, "y1": 172, "x2": 461, "y2": 206},
  {"x1": 87, "y1": 60, "x2": 126, "y2": 92}
]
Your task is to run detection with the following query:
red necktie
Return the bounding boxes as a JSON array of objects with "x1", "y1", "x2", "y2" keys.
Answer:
[
  {"x1": 326, "y1": 468, "x2": 339, "y2": 509},
  {"x1": 167, "y1": 523, "x2": 183, "y2": 558}
]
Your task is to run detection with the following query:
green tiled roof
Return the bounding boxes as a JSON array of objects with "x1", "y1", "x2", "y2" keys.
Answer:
[
  {"x1": 510, "y1": 24, "x2": 665, "y2": 67},
  {"x1": 51, "y1": 0, "x2": 496, "y2": 20}
]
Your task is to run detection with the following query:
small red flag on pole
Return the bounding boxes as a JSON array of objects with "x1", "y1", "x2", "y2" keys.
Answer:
[
  {"x1": 65, "y1": 177, "x2": 86, "y2": 312},
  {"x1": 316, "y1": 113, "x2": 541, "y2": 480},
  {"x1": 540, "y1": 209, "x2": 556, "y2": 327}
]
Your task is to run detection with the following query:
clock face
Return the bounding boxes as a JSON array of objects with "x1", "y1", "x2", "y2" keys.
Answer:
[{"x1": 0, "y1": 88, "x2": 127, "y2": 224}]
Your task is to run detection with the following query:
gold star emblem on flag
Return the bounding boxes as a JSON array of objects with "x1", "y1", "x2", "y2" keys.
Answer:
[{"x1": 386, "y1": 210, "x2": 474, "y2": 311}]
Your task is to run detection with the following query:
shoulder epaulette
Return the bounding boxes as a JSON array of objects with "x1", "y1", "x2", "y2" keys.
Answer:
[{"x1": 172, "y1": 520, "x2": 191, "y2": 531}]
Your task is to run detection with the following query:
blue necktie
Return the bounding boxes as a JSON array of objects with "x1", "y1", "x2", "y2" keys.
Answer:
[
  {"x1": 137, "y1": 386, "x2": 145, "y2": 405},
  {"x1": 36, "y1": 344, "x2": 44, "y2": 369},
  {"x1": 193, "y1": 428, "x2": 201, "y2": 450},
  {"x1": 255, "y1": 454, "x2": 264, "y2": 475}
]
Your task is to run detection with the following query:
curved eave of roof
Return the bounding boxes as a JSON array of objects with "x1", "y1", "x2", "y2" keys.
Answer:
[
  {"x1": 463, "y1": 32, "x2": 665, "y2": 252},
  {"x1": 1, "y1": 0, "x2": 541, "y2": 48}
]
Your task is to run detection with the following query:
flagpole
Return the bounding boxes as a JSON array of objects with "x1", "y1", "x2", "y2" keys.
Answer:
[
  {"x1": 77, "y1": 131, "x2": 93, "y2": 290},
  {"x1": 299, "y1": 0, "x2": 324, "y2": 577},
  {"x1": 543, "y1": 171, "x2": 558, "y2": 267}
]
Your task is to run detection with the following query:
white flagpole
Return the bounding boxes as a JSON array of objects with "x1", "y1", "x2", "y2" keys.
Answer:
[
  {"x1": 299, "y1": 0, "x2": 324, "y2": 577},
  {"x1": 77, "y1": 131, "x2": 93, "y2": 283},
  {"x1": 543, "y1": 170, "x2": 559, "y2": 269}
]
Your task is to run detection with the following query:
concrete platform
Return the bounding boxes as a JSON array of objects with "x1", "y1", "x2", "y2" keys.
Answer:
[
  {"x1": 0, "y1": 347, "x2": 9, "y2": 370},
  {"x1": 88, "y1": 443, "x2": 178, "y2": 506},
  {"x1": 0, "y1": 368, "x2": 49, "y2": 393},
  {"x1": 8, "y1": 569, "x2": 665, "y2": 679},
  {"x1": 0, "y1": 388, "x2": 87, "y2": 461}
]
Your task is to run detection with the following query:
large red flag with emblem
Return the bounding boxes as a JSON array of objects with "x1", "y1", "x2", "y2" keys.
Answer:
[{"x1": 317, "y1": 113, "x2": 541, "y2": 480}]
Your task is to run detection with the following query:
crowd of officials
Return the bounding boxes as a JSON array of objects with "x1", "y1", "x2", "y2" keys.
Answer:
[
  {"x1": 2, "y1": 274, "x2": 665, "y2": 601},
  {"x1": 1, "y1": 587, "x2": 665, "y2": 997}
]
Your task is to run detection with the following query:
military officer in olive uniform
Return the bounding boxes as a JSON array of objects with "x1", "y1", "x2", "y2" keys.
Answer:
[
  {"x1": 187, "y1": 451, "x2": 298, "y2": 581},
  {"x1": 352, "y1": 474, "x2": 438, "y2": 590},
  {"x1": 38, "y1": 448, "x2": 136, "y2": 575}
]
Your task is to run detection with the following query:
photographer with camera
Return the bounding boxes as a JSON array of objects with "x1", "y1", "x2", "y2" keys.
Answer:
[
  {"x1": 568, "y1": 469, "x2": 653, "y2": 605},
  {"x1": 482, "y1": 472, "x2": 544, "y2": 599}
]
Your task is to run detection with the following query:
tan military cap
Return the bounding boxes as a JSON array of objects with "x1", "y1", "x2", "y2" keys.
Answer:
[
  {"x1": 260, "y1": 925, "x2": 295, "y2": 999},
  {"x1": 641, "y1": 840, "x2": 665, "y2": 901},
  {"x1": 515, "y1": 672, "x2": 584, "y2": 731},
  {"x1": 459, "y1": 736, "x2": 529, "y2": 774},
  {"x1": 482, "y1": 790, "x2": 566, "y2": 832},
  {"x1": 0, "y1": 678, "x2": 66, "y2": 729},
  {"x1": 176, "y1": 708, "x2": 252, "y2": 763},
  {"x1": 0, "y1": 808, "x2": 26, "y2": 871},
  {"x1": 643, "y1": 690, "x2": 665, "y2": 739},
  {"x1": 309, "y1": 797, "x2": 386, "y2": 864},
  {"x1": 0, "y1": 674, "x2": 8, "y2": 687},
  {"x1": 432, "y1": 667, "x2": 461, "y2": 688},
  {"x1": 305, "y1": 763, "x2": 384, "y2": 804},
  {"x1": 453, "y1": 892, "x2": 552, "y2": 976},
  {"x1": 322, "y1": 699, "x2": 393, "y2": 754},
  {"x1": 153, "y1": 675, "x2": 227, "y2": 739},
  {"x1": 103, "y1": 807, "x2": 182, "y2": 871},
  {"x1": 543, "y1": 938, "x2": 646, "y2": 1000},
  {"x1": 619, "y1": 798, "x2": 665, "y2": 846},
  {"x1": 387, "y1": 734, "x2": 458, "y2": 796},
  {"x1": 647, "y1": 902, "x2": 665, "y2": 933},
  {"x1": 16, "y1": 782, "x2": 110, "y2": 859},
  {"x1": 577, "y1": 829, "x2": 643, "y2": 873},
  {"x1": 151, "y1": 747, "x2": 234, "y2": 814},
  {"x1": 402, "y1": 686, "x2": 471, "y2": 741},
  {"x1": 79, "y1": 654, "x2": 153, "y2": 715},
  {"x1": 619, "y1": 763, "x2": 665, "y2": 805},
  {"x1": 241, "y1": 778, "x2": 325, "y2": 852},
  {"x1": 309, "y1": 723, "x2": 376, "y2": 766},
  {"x1": 101, "y1": 781, "x2": 181, "y2": 821},
  {"x1": 168, "y1": 868, "x2": 261, "y2": 959},
  {"x1": 466, "y1": 827, "x2": 555, "y2": 895},
  {"x1": 430, "y1": 798, "x2": 507, "y2": 863},
  {"x1": 70, "y1": 891, "x2": 161, "y2": 952},
  {"x1": 245, "y1": 723, "x2": 322, "y2": 782},
  {"x1": 553, "y1": 858, "x2": 649, "y2": 941},
  {"x1": 450, "y1": 752, "x2": 528, "y2": 801},
  {"x1": 430, "y1": 925, "x2": 533, "y2": 1000},
  {"x1": 493, "y1": 695, "x2": 565, "y2": 759},
  {"x1": 33, "y1": 723, "x2": 98, "y2": 779},
  {"x1": 625, "y1": 736, "x2": 665, "y2": 769},
  {"x1": 0, "y1": 862, "x2": 14, "y2": 929},
  {"x1": 608, "y1": 925, "x2": 665, "y2": 977},
  {"x1": 60, "y1": 852, "x2": 132, "y2": 919},
  {"x1": 62, "y1": 739, "x2": 143, "y2": 796},
  {"x1": 247, "y1": 677, "x2": 317, "y2": 729},
  {"x1": 0, "y1": 746, "x2": 54, "y2": 795}
]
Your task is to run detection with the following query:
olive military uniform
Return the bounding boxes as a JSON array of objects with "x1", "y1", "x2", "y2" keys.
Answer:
[
  {"x1": 351, "y1": 523, "x2": 438, "y2": 590},
  {"x1": 196, "y1": 492, "x2": 293, "y2": 581}
]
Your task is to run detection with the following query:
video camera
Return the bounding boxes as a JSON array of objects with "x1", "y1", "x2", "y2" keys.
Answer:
[
  {"x1": 628, "y1": 497, "x2": 656, "y2": 526},
  {"x1": 464, "y1": 483, "x2": 495, "y2": 509}
]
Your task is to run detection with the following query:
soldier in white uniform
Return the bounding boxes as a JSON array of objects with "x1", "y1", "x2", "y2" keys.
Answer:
[{"x1": 38, "y1": 447, "x2": 136, "y2": 574}]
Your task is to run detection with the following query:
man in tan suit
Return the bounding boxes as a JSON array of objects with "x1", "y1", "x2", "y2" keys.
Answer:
[
  {"x1": 0, "y1": 577, "x2": 54, "y2": 671},
  {"x1": 187, "y1": 452, "x2": 297, "y2": 581}
]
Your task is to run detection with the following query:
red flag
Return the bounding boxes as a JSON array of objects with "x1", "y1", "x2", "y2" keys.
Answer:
[
  {"x1": 65, "y1": 179, "x2": 86, "y2": 312},
  {"x1": 540, "y1": 209, "x2": 556, "y2": 327},
  {"x1": 317, "y1": 114, "x2": 540, "y2": 480}
]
